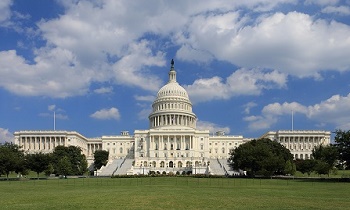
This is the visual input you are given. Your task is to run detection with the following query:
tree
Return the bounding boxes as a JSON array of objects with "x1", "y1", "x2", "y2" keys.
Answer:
[
  {"x1": 295, "y1": 159, "x2": 317, "y2": 176},
  {"x1": 229, "y1": 138, "x2": 293, "y2": 177},
  {"x1": 314, "y1": 160, "x2": 330, "y2": 176},
  {"x1": 0, "y1": 142, "x2": 25, "y2": 180},
  {"x1": 312, "y1": 145, "x2": 338, "y2": 176},
  {"x1": 56, "y1": 156, "x2": 72, "y2": 178},
  {"x1": 93, "y1": 150, "x2": 109, "y2": 170},
  {"x1": 52, "y1": 145, "x2": 88, "y2": 176},
  {"x1": 44, "y1": 163, "x2": 54, "y2": 177},
  {"x1": 284, "y1": 160, "x2": 296, "y2": 175},
  {"x1": 334, "y1": 129, "x2": 350, "y2": 169},
  {"x1": 27, "y1": 152, "x2": 51, "y2": 179}
]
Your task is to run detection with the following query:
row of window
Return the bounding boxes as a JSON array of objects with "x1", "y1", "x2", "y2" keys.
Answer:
[
  {"x1": 150, "y1": 152, "x2": 205, "y2": 158},
  {"x1": 209, "y1": 142, "x2": 238, "y2": 146},
  {"x1": 153, "y1": 102, "x2": 191, "y2": 112}
]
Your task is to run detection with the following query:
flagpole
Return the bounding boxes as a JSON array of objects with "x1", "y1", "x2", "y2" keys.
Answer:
[
  {"x1": 291, "y1": 110, "x2": 294, "y2": 131},
  {"x1": 54, "y1": 111, "x2": 56, "y2": 131}
]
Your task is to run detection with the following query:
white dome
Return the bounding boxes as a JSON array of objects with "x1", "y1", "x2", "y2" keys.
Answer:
[
  {"x1": 149, "y1": 59, "x2": 196, "y2": 129},
  {"x1": 156, "y1": 82, "x2": 189, "y2": 100}
]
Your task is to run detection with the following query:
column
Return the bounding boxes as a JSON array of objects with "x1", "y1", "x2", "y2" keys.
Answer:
[{"x1": 190, "y1": 136, "x2": 192, "y2": 150}]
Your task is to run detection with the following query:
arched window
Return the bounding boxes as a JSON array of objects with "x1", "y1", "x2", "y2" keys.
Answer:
[
  {"x1": 200, "y1": 144, "x2": 204, "y2": 150},
  {"x1": 120, "y1": 147, "x2": 123, "y2": 154},
  {"x1": 160, "y1": 161, "x2": 165, "y2": 168},
  {"x1": 178, "y1": 161, "x2": 183, "y2": 168},
  {"x1": 222, "y1": 148, "x2": 225, "y2": 154}
]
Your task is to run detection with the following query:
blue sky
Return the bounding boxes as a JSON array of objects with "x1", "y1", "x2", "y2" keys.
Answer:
[{"x1": 1, "y1": 0, "x2": 350, "y2": 143}]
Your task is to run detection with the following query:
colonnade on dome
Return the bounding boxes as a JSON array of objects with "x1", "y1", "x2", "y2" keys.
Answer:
[{"x1": 149, "y1": 114, "x2": 196, "y2": 128}]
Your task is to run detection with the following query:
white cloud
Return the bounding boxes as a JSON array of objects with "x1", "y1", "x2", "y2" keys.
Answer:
[
  {"x1": 137, "y1": 108, "x2": 152, "y2": 120},
  {"x1": 176, "y1": 11, "x2": 350, "y2": 79},
  {"x1": 134, "y1": 95, "x2": 155, "y2": 102},
  {"x1": 245, "y1": 93, "x2": 350, "y2": 131},
  {"x1": 0, "y1": 0, "x2": 12, "y2": 24},
  {"x1": 304, "y1": 0, "x2": 339, "y2": 6},
  {"x1": 1, "y1": 0, "x2": 349, "y2": 99},
  {"x1": 307, "y1": 93, "x2": 350, "y2": 129},
  {"x1": 322, "y1": 6, "x2": 350, "y2": 15},
  {"x1": 197, "y1": 120, "x2": 230, "y2": 134},
  {"x1": 243, "y1": 102, "x2": 258, "y2": 114},
  {"x1": 185, "y1": 68, "x2": 287, "y2": 103},
  {"x1": 48, "y1": 105, "x2": 56, "y2": 111},
  {"x1": 94, "y1": 86, "x2": 113, "y2": 94},
  {"x1": 90, "y1": 107, "x2": 120, "y2": 120},
  {"x1": 0, "y1": 128, "x2": 14, "y2": 144}
]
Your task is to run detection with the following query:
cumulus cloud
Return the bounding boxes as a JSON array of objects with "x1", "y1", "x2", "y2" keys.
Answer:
[
  {"x1": 322, "y1": 5, "x2": 350, "y2": 15},
  {"x1": 90, "y1": 107, "x2": 120, "y2": 120},
  {"x1": 185, "y1": 68, "x2": 286, "y2": 103},
  {"x1": 0, "y1": 128, "x2": 14, "y2": 144},
  {"x1": 245, "y1": 93, "x2": 350, "y2": 131},
  {"x1": 307, "y1": 93, "x2": 350, "y2": 129},
  {"x1": 197, "y1": 120, "x2": 230, "y2": 134},
  {"x1": 176, "y1": 11, "x2": 350, "y2": 79},
  {"x1": 1, "y1": 0, "x2": 349, "y2": 100}
]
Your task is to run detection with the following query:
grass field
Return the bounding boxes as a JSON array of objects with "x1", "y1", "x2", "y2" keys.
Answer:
[{"x1": 1, "y1": 177, "x2": 350, "y2": 210}]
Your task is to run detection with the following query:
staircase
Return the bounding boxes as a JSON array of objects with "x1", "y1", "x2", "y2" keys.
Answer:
[
  {"x1": 98, "y1": 158, "x2": 124, "y2": 176},
  {"x1": 113, "y1": 159, "x2": 134, "y2": 175},
  {"x1": 208, "y1": 158, "x2": 226, "y2": 176},
  {"x1": 216, "y1": 158, "x2": 243, "y2": 176}
]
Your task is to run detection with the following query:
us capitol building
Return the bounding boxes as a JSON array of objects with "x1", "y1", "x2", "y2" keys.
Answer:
[{"x1": 14, "y1": 60, "x2": 331, "y2": 176}]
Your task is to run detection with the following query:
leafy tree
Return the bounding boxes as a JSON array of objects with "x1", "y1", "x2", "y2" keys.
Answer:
[
  {"x1": 312, "y1": 145, "x2": 338, "y2": 176},
  {"x1": 27, "y1": 152, "x2": 51, "y2": 179},
  {"x1": 56, "y1": 156, "x2": 72, "y2": 178},
  {"x1": 229, "y1": 138, "x2": 293, "y2": 177},
  {"x1": 334, "y1": 129, "x2": 350, "y2": 169},
  {"x1": 0, "y1": 142, "x2": 25, "y2": 180},
  {"x1": 52, "y1": 145, "x2": 88, "y2": 176},
  {"x1": 93, "y1": 150, "x2": 109, "y2": 170},
  {"x1": 295, "y1": 159, "x2": 317, "y2": 176},
  {"x1": 284, "y1": 160, "x2": 296, "y2": 175},
  {"x1": 314, "y1": 160, "x2": 330, "y2": 176},
  {"x1": 44, "y1": 163, "x2": 54, "y2": 177}
]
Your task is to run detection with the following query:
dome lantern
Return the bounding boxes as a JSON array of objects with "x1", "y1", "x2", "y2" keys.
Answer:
[{"x1": 169, "y1": 59, "x2": 176, "y2": 83}]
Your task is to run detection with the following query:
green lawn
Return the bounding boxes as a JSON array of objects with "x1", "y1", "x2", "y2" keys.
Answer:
[{"x1": 0, "y1": 177, "x2": 349, "y2": 210}]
